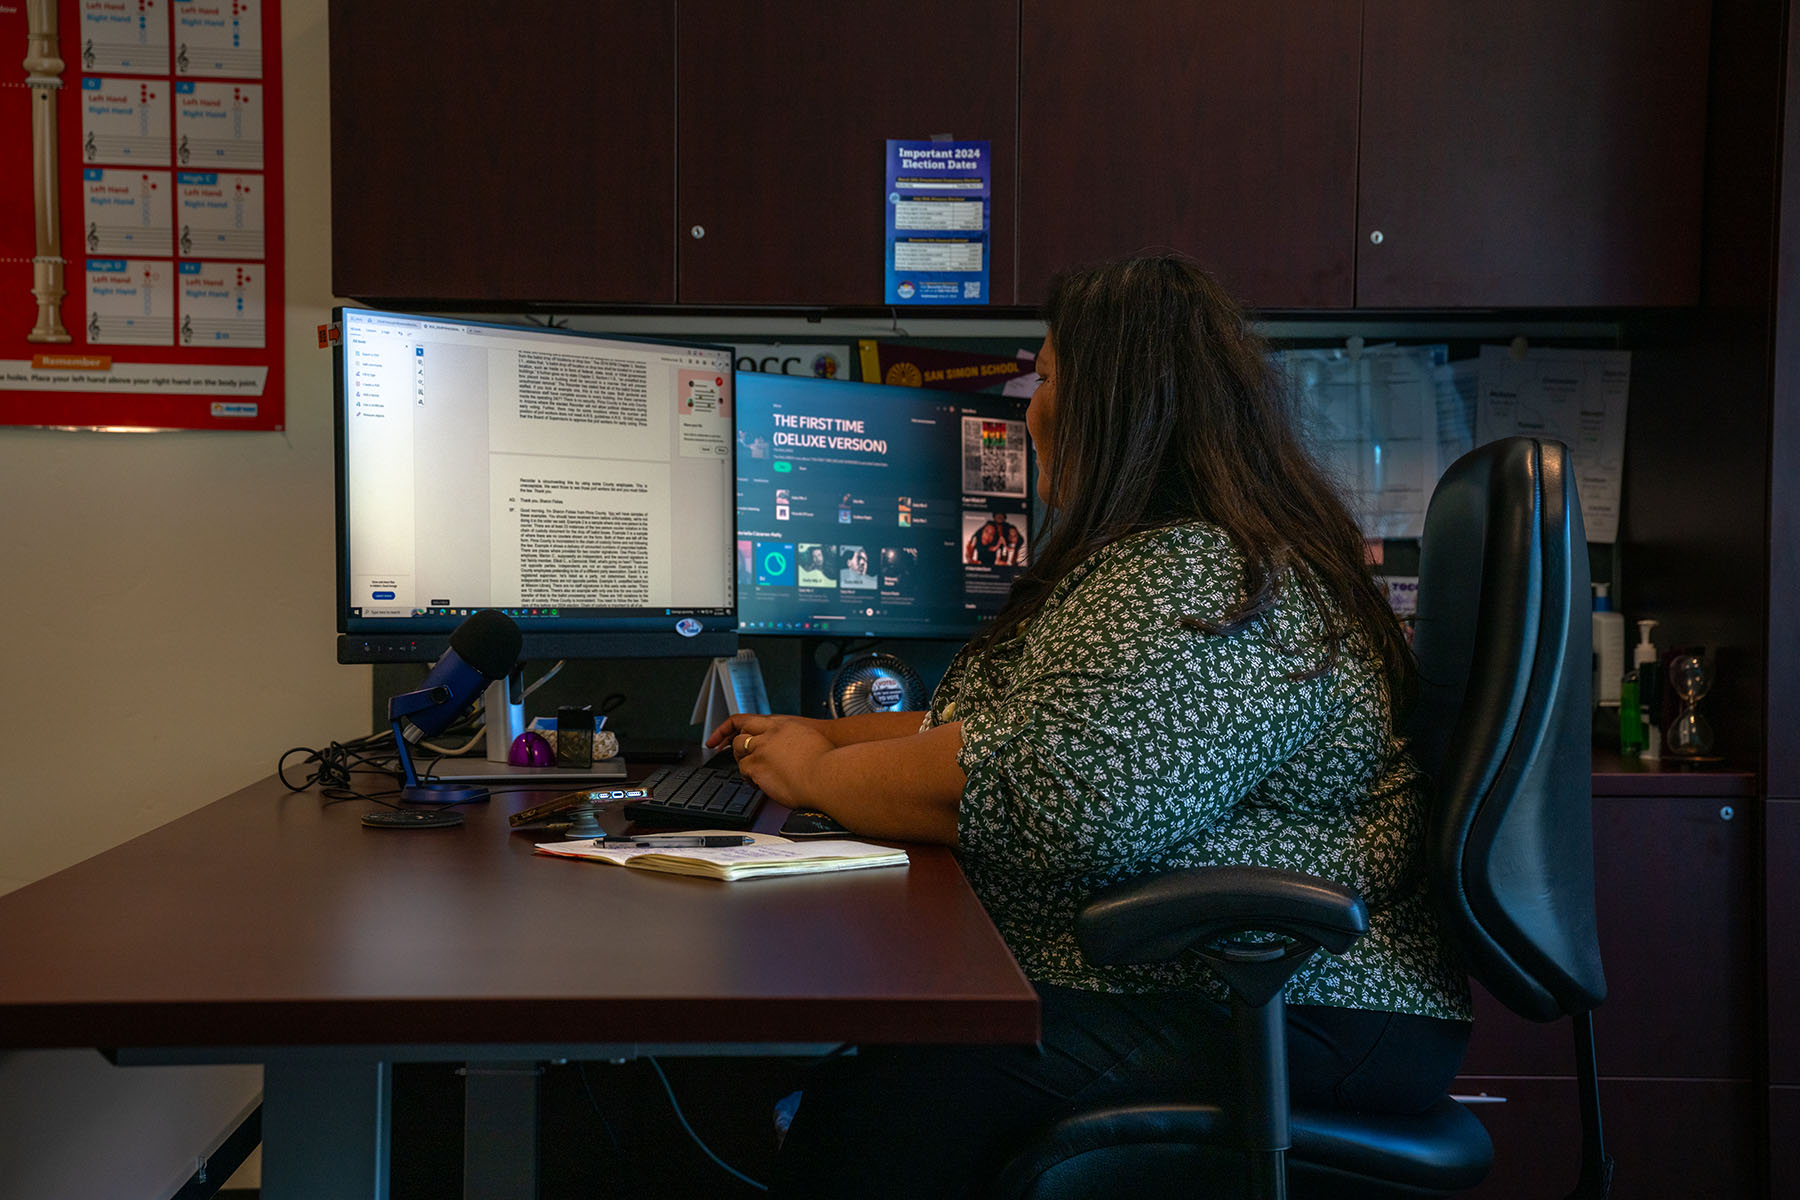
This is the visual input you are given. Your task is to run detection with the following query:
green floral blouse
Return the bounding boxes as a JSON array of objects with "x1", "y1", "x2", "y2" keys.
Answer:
[{"x1": 925, "y1": 524, "x2": 1471, "y2": 1021}]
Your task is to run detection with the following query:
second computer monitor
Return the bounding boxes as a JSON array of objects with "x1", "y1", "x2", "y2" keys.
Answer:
[{"x1": 735, "y1": 372, "x2": 1031, "y2": 639}]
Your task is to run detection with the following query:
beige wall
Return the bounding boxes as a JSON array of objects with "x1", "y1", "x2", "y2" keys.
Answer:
[
  {"x1": 0, "y1": 4, "x2": 352, "y2": 1191},
  {"x1": 0, "y1": 0, "x2": 366, "y2": 897}
]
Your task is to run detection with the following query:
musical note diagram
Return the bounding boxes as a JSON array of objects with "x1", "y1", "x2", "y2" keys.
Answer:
[
  {"x1": 177, "y1": 261, "x2": 265, "y2": 348},
  {"x1": 81, "y1": 168, "x2": 174, "y2": 257},
  {"x1": 174, "y1": 81, "x2": 263, "y2": 169},
  {"x1": 79, "y1": 0, "x2": 169, "y2": 74},
  {"x1": 176, "y1": 171, "x2": 264, "y2": 259},
  {"x1": 80, "y1": 77, "x2": 171, "y2": 166},
  {"x1": 84, "y1": 259, "x2": 175, "y2": 345},
  {"x1": 173, "y1": 0, "x2": 262, "y2": 79}
]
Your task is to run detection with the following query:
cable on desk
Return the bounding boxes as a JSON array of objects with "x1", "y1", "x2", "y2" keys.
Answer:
[
  {"x1": 647, "y1": 1056, "x2": 769, "y2": 1193},
  {"x1": 279, "y1": 733, "x2": 395, "y2": 793},
  {"x1": 418, "y1": 725, "x2": 488, "y2": 758},
  {"x1": 278, "y1": 730, "x2": 475, "y2": 809}
]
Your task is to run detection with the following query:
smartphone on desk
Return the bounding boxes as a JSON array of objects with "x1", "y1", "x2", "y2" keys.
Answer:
[{"x1": 779, "y1": 808, "x2": 852, "y2": 838}]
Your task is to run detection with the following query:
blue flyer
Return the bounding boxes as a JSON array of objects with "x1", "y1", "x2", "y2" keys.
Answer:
[{"x1": 885, "y1": 139, "x2": 990, "y2": 306}]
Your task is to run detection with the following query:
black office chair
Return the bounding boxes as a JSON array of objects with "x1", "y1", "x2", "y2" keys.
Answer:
[{"x1": 989, "y1": 437, "x2": 1611, "y2": 1199}]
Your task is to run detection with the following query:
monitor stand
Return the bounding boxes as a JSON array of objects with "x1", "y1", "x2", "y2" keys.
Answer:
[
  {"x1": 424, "y1": 757, "x2": 627, "y2": 784},
  {"x1": 424, "y1": 673, "x2": 629, "y2": 783}
]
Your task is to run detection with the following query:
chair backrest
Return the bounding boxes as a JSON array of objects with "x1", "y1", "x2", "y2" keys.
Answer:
[{"x1": 1406, "y1": 437, "x2": 1606, "y2": 1022}]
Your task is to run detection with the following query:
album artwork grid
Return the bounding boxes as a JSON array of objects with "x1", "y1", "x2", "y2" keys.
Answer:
[{"x1": 737, "y1": 412, "x2": 1030, "y2": 636}]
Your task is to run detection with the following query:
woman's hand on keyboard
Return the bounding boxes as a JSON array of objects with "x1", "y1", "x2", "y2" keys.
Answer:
[
  {"x1": 706, "y1": 712, "x2": 823, "y2": 755},
  {"x1": 710, "y1": 715, "x2": 835, "y2": 811},
  {"x1": 707, "y1": 710, "x2": 925, "y2": 753}
]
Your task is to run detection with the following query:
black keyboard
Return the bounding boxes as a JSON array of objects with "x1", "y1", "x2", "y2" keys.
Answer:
[{"x1": 622, "y1": 759, "x2": 767, "y2": 829}]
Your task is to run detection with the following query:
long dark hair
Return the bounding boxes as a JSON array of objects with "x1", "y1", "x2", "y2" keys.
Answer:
[{"x1": 976, "y1": 253, "x2": 1415, "y2": 707}]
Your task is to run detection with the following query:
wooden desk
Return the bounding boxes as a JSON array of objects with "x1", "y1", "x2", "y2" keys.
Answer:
[{"x1": 0, "y1": 773, "x2": 1038, "y2": 1198}]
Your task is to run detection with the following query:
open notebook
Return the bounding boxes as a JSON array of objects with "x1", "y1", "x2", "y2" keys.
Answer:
[{"x1": 533, "y1": 831, "x2": 908, "y2": 881}]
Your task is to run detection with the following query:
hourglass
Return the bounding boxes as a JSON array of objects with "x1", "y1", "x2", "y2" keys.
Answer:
[{"x1": 1665, "y1": 652, "x2": 1715, "y2": 758}]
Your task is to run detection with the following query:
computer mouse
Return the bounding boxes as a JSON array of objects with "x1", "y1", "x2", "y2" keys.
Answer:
[{"x1": 779, "y1": 808, "x2": 851, "y2": 837}]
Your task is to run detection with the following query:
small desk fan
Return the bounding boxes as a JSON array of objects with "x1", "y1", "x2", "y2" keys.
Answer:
[{"x1": 828, "y1": 652, "x2": 928, "y2": 717}]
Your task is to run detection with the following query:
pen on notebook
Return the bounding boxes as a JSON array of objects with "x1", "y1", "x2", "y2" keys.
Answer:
[{"x1": 598, "y1": 835, "x2": 755, "y2": 848}]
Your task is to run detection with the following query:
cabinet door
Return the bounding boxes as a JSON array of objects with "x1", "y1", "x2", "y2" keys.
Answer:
[
  {"x1": 1357, "y1": 1, "x2": 1710, "y2": 308},
  {"x1": 1452, "y1": 1076, "x2": 1757, "y2": 1199},
  {"x1": 1461, "y1": 794, "x2": 1755, "y2": 1079},
  {"x1": 1018, "y1": 2, "x2": 1361, "y2": 310},
  {"x1": 676, "y1": 1, "x2": 1017, "y2": 306},
  {"x1": 1770, "y1": 800, "x2": 1800, "y2": 1084},
  {"x1": 1774, "y1": 1085, "x2": 1800, "y2": 1200},
  {"x1": 329, "y1": 1, "x2": 676, "y2": 304}
]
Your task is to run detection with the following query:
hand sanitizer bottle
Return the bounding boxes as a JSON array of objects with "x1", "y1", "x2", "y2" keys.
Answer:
[
  {"x1": 1634, "y1": 619, "x2": 1662, "y2": 762},
  {"x1": 1592, "y1": 584, "x2": 1625, "y2": 711}
]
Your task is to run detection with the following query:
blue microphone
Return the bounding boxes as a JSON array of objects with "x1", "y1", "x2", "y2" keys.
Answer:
[
  {"x1": 387, "y1": 610, "x2": 522, "y2": 804},
  {"x1": 395, "y1": 609, "x2": 524, "y2": 742}
]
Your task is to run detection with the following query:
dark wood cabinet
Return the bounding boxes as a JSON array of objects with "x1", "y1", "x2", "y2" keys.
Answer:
[
  {"x1": 1456, "y1": 790, "x2": 1757, "y2": 1197},
  {"x1": 1461, "y1": 793, "x2": 1755, "y2": 1079},
  {"x1": 1771, "y1": 1086, "x2": 1800, "y2": 1200},
  {"x1": 329, "y1": 1, "x2": 677, "y2": 304},
  {"x1": 328, "y1": 2, "x2": 1714, "y2": 311},
  {"x1": 1017, "y1": 2, "x2": 1361, "y2": 310},
  {"x1": 1762, "y1": 9, "x2": 1800, "y2": 1194},
  {"x1": 1453, "y1": 1076, "x2": 1758, "y2": 1199},
  {"x1": 1355, "y1": 0, "x2": 1711, "y2": 308},
  {"x1": 1765, "y1": 800, "x2": 1800, "y2": 1084},
  {"x1": 676, "y1": 0, "x2": 1017, "y2": 307}
]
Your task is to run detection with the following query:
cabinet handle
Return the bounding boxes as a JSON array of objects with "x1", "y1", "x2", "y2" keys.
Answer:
[
  {"x1": 690, "y1": 225, "x2": 706, "y2": 239},
  {"x1": 1368, "y1": 230, "x2": 1385, "y2": 245}
]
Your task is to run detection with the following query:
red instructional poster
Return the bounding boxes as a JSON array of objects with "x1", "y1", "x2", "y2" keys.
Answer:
[{"x1": 0, "y1": 0, "x2": 284, "y2": 430}]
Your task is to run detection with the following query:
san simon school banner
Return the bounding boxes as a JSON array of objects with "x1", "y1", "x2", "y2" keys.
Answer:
[{"x1": 0, "y1": 0, "x2": 284, "y2": 431}]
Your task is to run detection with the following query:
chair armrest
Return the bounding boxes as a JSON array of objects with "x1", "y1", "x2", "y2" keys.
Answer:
[{"x1": 1076, "y1": 864, "x2": 1369, "y2": 967}]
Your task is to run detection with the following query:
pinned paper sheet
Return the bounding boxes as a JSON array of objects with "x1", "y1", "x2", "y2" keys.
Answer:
[
  {"x1": 1475, "y1": 346, "x2": 1629, "y2": 542},
  {"x1": 1277, "y1": 344, "x2": 1445, "y2": 539}
]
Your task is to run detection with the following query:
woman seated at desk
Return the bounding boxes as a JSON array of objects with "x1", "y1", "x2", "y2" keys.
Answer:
[{"x1": 707, "y1": 253, "x2": 1472, "y2": 1199}]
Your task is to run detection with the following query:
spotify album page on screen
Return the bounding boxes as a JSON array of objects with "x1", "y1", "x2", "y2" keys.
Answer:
[
  {"x1": 341, "y1": 312, "x2": 735, "y2": 621},
  {"x1": 734, "y1": 375, "x2": 1030, "y2": 638}
]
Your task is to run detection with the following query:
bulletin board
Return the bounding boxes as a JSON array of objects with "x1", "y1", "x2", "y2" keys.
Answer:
[{"x1": 0, "y1": 0, "x2": 283, "y2": 431}]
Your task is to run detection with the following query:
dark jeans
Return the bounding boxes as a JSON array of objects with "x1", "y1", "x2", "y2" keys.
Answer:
[{"x1": 769, "y1": 982, "x2": 1471, "y2": 1199}]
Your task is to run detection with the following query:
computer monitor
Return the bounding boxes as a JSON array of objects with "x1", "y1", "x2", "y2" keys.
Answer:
[
  {"x1": 333, "y1": 307, "x2": 739, "y2": 665},
  {"x1": 733, "y1": 372, "x2": 1031, "y2": 639}
]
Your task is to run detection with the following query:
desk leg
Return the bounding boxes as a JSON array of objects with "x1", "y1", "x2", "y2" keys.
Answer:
[
  {"x1": 261, "y1": 1059, "x2": 392, "y2": 1200},
  {"x1": 462, "y1": 1061, "x2": 540, "y2": 1200}
]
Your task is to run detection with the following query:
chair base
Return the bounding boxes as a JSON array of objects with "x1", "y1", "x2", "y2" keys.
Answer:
[{"x1": 989, "y1": 1096, "x2": 1493, "y2": 1200}]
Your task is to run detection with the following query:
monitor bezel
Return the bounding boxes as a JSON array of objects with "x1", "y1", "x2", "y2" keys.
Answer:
[{"x1": 332, "y1": 306, "x2": 741, "y2": 664}]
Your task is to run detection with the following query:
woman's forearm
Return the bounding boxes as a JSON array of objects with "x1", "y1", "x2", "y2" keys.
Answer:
[
  {"x1": 803, "y1": 720, "x2": 966, "y2": 844},
  {"x1": 820, "y1": 710, "x2": 931, "y2": 746}
]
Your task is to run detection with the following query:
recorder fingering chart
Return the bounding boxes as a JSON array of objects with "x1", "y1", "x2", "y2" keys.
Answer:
[{"x1": 1, "y1": 0, "x2": 284, "y2": 430}]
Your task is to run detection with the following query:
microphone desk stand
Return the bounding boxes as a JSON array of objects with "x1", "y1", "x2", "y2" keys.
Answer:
[{"x1": 388, "y1": 686, "x2": 490, "y2": 806}]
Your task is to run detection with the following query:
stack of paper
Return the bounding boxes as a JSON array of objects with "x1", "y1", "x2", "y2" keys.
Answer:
[{"x1": 534, "y1": 833, "x2": 908, "y2": 882}]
